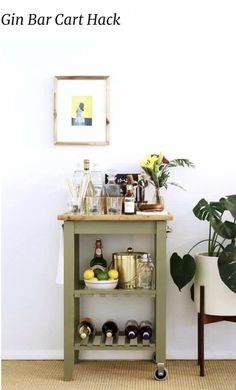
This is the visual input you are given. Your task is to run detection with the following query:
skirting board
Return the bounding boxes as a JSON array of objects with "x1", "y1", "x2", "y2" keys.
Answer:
[{"x1": 2, "y1": 350, "x2": 236, "y2": 360}]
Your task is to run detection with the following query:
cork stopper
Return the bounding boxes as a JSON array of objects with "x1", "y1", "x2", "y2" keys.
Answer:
[{"x1": 83, "y1": 159, "x2": 90, "y2": 171}]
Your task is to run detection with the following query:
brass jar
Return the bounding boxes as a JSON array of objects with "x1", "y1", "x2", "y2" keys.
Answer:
[{"x1": 112, "y1": 247, "x2": 148, "y2": 289}]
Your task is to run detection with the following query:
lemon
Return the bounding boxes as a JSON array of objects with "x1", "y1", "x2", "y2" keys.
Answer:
[
  {"x1": 90, "y1": 277, "x2": 98, "y2": 281},
  {"x1": 83, "y1": 269, "x2": 95, "y2": 280},
  {"x1": 108, "y1": 269, "x2": 119, "y2": 280}
]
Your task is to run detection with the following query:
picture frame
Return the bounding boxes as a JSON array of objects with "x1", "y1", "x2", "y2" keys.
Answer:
[{"x1": 54, "y1": 76, "x2": 110, "y2": 145}]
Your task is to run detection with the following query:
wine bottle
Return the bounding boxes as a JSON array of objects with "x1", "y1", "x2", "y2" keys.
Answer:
[
  {"x1": 124, "y1": 175, "x2": 135, "y2": 214},
  {"x1": 78, "y1": 317, "x2": 95, "y2": 339},
  {"x1": 125, "y1": 320, "x2": 139, "y2": 339},
  {"x1": 139, "y1": 320, "x2": 152, "y2": 340},
  {"x1": 102, "y1": 320, "x2": 119, "y2": 338},
  {"x1": 90, "y1": 239, "x2": 107, "y2": 271}
]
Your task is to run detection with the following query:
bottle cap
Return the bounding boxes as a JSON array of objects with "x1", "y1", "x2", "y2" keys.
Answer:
[
  {"x1": 106, "y1": 331, "x2": 113, "y2": 338},
  {"x1": 142, "y1": 331, "x2": 150, "y2": 340},
  {"x1": 84, "y1": 159, "x2": 90, "y2": 170},
  {"x1": 129, "y1": 331, "x2": 136, "y2": 338},
  {"x1": 80, "y1": 332, "x2": 87, "y2": 339},
  {"x1": 139, "y1": 254, "x2": 148, "y2": 262}
]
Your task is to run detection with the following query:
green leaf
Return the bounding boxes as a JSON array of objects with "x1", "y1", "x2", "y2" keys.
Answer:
[
  {"x1": 218, "y1": 243, "x2": 236, "y2": 293},
  {"x1": 167, "y1": 159, "x2": 195, "y2": 168},
  {"x1": 170, "y1": 252, "x2": 196, "y2": 291},
  {"x1": 224, "y1": 195, "x2": 236, "y2": 219},
  {"x1": 193, "y1": 198, "x2": 225, "y2": 222},
  {"x1": 212, "y1": 219, "x2": 236, "y2": 239}
]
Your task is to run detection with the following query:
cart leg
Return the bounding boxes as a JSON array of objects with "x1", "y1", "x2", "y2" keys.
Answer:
[
  {"x1": 198, "y1": 286, "x2": 205, "y2": 376},
  {"x1": 74, "y1": 235, "x2": 80, "y2": 364},
  {"x1": 64, "y1": 222, "x2": 75, "y2": 381},
  {"x1": 155, "y1": 221, "x2": 167, "y2": 378}
]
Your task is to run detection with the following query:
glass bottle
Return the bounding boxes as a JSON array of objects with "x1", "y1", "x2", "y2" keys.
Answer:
[
  {"x1": 137, "y1": 254, "x2": 155, "y2": 289},
  {"x1": 90, "y1": 239, "x2": 107, "y2": 271},
  {"x1": 139, "y1": 320, "x2": 152, "y2": 341},
  {"x1": 91, "y1": 163, "x2": 104, "y2": 197},
  {"x1": 73, "y1": 163, "x2": 84, "y2": 196},
  {"x1": 124, "y1": 175, "x2": 135, "y2": 215},
  {"x1": 78, "y1": 159, "x2": 96, "y2": 213},
  {"x1": 125, "y1": 320, "x2": 139, "y2": 339},
  {"x1": 78, "y1": 317, "x2": 95, "y2": 339},
  {"x1": 102, "y1": 320, "x2": 119, "y2": 339}
]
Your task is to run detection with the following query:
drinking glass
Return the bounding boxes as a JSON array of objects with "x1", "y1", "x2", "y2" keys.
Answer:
[
  {"x1": 106, "y1": 197, "x2": 122, "y2": 215},
  {"x1": 86, "y1": 197, "x2": 102, "y2": 215}
]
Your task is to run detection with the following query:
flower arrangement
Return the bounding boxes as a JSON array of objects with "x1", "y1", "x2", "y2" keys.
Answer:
[{"x1": 140, "y1": 152, "x2": 195, "y2": 203}]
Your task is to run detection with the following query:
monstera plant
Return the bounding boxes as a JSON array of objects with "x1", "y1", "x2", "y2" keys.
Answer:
[{"x1": 170, "y1": 194, "x2": 236, "y2": 294}]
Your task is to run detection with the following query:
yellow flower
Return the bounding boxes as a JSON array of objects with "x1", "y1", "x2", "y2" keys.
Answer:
[{"x1": 140, "y1": 154, "x2": 158, "y2": 169}]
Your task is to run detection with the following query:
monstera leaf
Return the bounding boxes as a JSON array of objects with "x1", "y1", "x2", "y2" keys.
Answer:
[
  {"x1": 212, "y1": 220, "x2": 236, "y2": 240},
  {"x1": 193, "y1": 198, "x2": 225, "y2": 223},
  {"x1": 193, "y1": 197, "x2": 236, "y2": 240},
  {"x1": 170, "y1": 253, "x2": 196, "y2": 291},
  {"x1": 221, "y1": 195, "x2": 236, "y2": 219},
  {"x1": 218, "y1": 243, "x2": 236, "y2": 293}
]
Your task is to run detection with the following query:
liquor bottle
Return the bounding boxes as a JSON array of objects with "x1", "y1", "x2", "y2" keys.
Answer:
[
  {"x1": 139, "y1": 320, "x2": 153, "y2": 340},
  {"x1": 102, "y1": 320, "x2": 119, "y2": 338},
  {"x1": 124, "y1": 175, "x2": 135, "y2": 215},
  {"x1": 78, "y1": 159, "x2": 96, "y2": 213},
  {"x1": 90, "y1": 239, "x2": 107, "y2": 271},
  {"x1": 78, "y1": 317, "x2": 95, "y2": 339},
  {"x1": 125, "y1": 320, "x2": 139, "y2": 339}
]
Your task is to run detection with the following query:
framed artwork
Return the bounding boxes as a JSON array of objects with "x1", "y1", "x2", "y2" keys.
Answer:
[{"x1": 54, "y1": 76, "x2": 110, "y2": 145}]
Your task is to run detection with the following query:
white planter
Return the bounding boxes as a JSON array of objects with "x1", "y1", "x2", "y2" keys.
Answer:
[{"x1": 194, "y1": 252, "x2": 236, "y2": 316}]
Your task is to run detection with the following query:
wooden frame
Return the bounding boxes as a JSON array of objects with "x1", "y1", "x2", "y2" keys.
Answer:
[{"x1": 54, "y1": 76, "x2": 110, "y2": 145}]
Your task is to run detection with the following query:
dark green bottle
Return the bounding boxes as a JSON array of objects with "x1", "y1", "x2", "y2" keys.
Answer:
[{"x1": 90, "y1": 239, "x2": 107, "y2": 271}]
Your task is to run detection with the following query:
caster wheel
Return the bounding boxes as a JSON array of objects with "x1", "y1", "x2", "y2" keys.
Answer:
[
  {"x1": 152, "y1": 352, "x2": 157, "y2": 363},
  {"x1": 153, "y1": 367, "x2": 168, "y2": 381}
]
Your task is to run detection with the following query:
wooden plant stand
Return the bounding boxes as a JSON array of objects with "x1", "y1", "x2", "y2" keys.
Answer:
[{"x1": 197, "y1": 285, "x2": 236, "y2": 376}]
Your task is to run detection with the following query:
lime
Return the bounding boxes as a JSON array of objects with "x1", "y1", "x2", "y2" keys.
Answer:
[
  {"x1": 108, "y1": 269, "x2": 119, "y2": 280},
  {"x1": 97, "y1": 270, "x2": 108, "y2": 280},
  {"x1": 94, "y1": 269, "x2": 103, "y2": 277},
  {"x1": 83, "y1": 269, "x2": 95, "y2": 280}
]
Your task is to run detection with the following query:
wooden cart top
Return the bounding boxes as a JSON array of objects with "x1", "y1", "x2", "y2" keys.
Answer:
[{"x1": 57, "y1": 212, "x2": 173, "y2": 221}]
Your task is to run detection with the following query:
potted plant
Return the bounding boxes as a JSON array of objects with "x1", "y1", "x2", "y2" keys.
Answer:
[
  {"x1": 140, "y1": 153, "x2": 194, "y2": 205},
  {"x1": 170, "y1": 194, "x2": 236, "y2": 315}
]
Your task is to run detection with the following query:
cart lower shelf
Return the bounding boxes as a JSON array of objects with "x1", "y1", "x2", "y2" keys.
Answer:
[{"x1": 74, "y1": 332, "x2": 155, "y2": 350}]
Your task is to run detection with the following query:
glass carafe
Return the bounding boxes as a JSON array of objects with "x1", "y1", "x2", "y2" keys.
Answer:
[
  {"x1": 137, "y1": 254, "x2": 155, "y2": 289},
  {"x1": 104, "y1": 170, "x2": 121, "y2": 197}
]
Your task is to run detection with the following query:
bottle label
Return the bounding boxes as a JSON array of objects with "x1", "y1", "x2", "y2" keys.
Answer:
[
  {"x1": 91, "y1": 264, "x2": 106, "y2": 272},
  {"x1": 95, "y1": 248, "x2": 102, "y2": 256},
  {"x1": 124, "y1": 197, "x2": 135, "y2": 213}
]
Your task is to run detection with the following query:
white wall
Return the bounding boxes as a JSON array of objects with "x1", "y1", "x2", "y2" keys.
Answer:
[{"x1": 1, "y1": 0, "x2": 236, "y2": 359}]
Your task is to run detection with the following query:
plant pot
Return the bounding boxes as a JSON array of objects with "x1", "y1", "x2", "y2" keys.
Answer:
[{"x1": 194, "y1": 252, "x2": 236, "y2": 315}]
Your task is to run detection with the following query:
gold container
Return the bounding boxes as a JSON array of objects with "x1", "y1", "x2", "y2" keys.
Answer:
[{"x1": 112, "y1": 247, "x2": 148, "y2": 289}]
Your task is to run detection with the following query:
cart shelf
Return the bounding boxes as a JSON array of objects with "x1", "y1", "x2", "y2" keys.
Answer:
[
  {"x1": 74, "y1": 282, "x2": 156, "y2": 297},
  {"x1": 74, "y1": 332, "x2": 155, "y2": 351}
]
